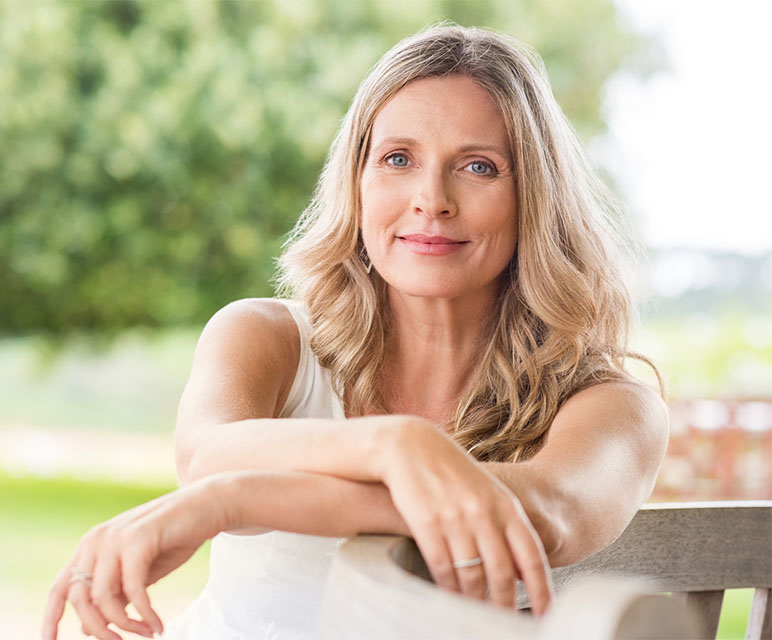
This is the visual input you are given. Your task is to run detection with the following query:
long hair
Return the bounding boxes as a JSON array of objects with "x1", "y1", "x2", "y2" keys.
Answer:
[{"x1": 276, "y1": 24, "x2": 662, "y2": 462}]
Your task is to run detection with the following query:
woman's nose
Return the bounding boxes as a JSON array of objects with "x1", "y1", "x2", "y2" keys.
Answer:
[{"x1": 410, "y1": 167, "x2": 457, "y2": 218}]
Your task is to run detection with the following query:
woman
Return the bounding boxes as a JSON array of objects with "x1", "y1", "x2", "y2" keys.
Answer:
[{"x1": 43, "y1": 24, "x2": 668, "y2": 640}]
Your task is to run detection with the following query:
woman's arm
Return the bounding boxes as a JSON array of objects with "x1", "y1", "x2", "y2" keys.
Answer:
[
  {"x1": 176, "y1": 301, "x2": 665, "y2": 563},
  {"x1": 41, "y1": 470, "x2": 407, "y2": 640},
  {"x1": 173, "y1": 299, "x2": 552, "y2": 611},
  {"x1": 484, "y1": 381, "x2": 669, "y2": 567},
  {"x1": 175, "y1": 300, "x2": 666, "y2": 602},
  {"x1": 174, "y1": 298, "x2": 391, "y2": 485}
]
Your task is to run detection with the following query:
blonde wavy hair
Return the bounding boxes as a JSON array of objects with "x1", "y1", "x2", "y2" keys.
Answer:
[{"x1": 277, "y1": 24, "x2": 662, "y2": 462}]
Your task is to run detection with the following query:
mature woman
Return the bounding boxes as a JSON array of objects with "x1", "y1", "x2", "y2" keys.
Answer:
[{"x1": 43, "y1": 24, "x2": 668, "y2": 640}]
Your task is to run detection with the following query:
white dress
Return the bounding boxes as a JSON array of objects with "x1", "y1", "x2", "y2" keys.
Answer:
[{"x1": 163, "y1": 300, "x2": 346, "y2": 639}]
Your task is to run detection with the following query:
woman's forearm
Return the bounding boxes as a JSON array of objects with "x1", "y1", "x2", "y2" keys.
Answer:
[
  {"x1": 179, "y1": 419, "x2": 564, "y2": 558},
  {"x1": 207, "y1": 470, "x2": 410, "y2": 538},
  {"x1": 175, "y1": 415, "x2": 404, "y2": 485}
]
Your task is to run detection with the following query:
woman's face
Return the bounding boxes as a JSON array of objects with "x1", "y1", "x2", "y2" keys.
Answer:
[{"x1": 360, "y1": 74, "x2": 517, "y2": 301}]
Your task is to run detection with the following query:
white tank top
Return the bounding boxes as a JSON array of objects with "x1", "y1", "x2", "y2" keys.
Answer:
[{"x1": 163, "y1": 299, "x2": 346, "y2": 639}]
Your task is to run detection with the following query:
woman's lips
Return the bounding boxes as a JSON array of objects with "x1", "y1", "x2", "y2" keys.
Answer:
[{"x1": 397, "y1": 234, "x2": 468, "y2": 256}]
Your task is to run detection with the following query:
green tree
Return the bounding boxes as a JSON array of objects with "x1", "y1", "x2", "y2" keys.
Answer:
[{"x1": 0, "y1": 0, "x2": 648, "y2": 337}]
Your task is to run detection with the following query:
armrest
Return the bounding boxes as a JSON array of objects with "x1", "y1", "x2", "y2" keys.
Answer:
[{"x1": 318, "y1": 535, "x2": 699, "y2": 639}]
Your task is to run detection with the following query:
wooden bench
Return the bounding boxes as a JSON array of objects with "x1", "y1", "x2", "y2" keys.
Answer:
[{"x1": 318, "y1": 501, "x2": 772, "y2": 639}]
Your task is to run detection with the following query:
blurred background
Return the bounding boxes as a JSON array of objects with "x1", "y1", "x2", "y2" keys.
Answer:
[{"x1": 1, "y1": 0, "x2": 769, "y2": 638}]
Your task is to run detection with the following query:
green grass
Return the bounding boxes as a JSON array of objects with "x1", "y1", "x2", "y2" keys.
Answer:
[{"x1": 716, "y1": 589, "x2": 755, "y2": 640}]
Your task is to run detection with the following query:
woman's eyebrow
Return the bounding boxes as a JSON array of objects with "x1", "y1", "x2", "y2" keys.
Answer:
[
  {"x1": 456, "y1": 143, "x2": 511, "y2": 158},
  {"x1": 371, "y1": 136, "x2": 421, "y2": 149},
  {"x1": 372, "y1": 137, "x2": 509, "y2": 159}
]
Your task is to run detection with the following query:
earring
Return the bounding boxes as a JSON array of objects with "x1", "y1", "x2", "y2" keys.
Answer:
[{"x1": 359, "y1": 245, "x2": 373, "y2": 274}]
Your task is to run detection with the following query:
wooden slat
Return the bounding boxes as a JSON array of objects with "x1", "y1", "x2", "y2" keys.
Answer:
[
  {"x1": 672, "y1": 590, "x2": 724, "y2": 639},
  {"x1": 746, "y1": 588, "x2": 771, "y2": 640},
  {"x1": 543, "y1": 502, "x2": 772, "y2": 603}
]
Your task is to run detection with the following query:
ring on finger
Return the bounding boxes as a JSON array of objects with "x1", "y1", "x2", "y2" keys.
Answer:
[
  {"x1": 452, "y1": 556, "x2": 483, "y2": 569},
  {"x1": 68, "y1": 568, "x2": 94, "y2": 588}
]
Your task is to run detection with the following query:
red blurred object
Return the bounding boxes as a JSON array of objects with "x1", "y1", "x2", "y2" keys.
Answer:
[{"x1": 652, "y1": 398, "x2": 772, "y2": 501}]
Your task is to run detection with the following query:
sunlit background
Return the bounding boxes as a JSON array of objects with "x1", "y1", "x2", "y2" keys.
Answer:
[{"x1": 1, "y1": 1, "x2": 769, "y2": 638}]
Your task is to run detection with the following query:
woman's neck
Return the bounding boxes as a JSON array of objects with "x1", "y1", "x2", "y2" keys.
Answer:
[{"x1": 380, "y1": 287, "x2": 497, "y2": 425}]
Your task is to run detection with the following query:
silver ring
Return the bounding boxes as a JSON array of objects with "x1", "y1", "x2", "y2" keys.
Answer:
[
  {"x1": 452, "y1": 557, "x2": 483, "y2": 569},
  {"x1": 68, "y1": 568, "x2": 94, "y2": 588}
]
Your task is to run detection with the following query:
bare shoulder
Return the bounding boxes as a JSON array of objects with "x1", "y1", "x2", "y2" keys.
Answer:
[
  {"x1": 556, "y1": 380, "x2": 668, "y2": 424},
  {"x1": 549, "y1": 379, "x2": 669, "y2": 459},
  {"x1": 180, "y1": 298, "x2": 301, "y2": 425},
  {"x1": 198, "y1": 297, "x2": 299, "y2": 358}
]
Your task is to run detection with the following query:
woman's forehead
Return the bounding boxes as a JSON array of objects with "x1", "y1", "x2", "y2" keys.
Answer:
[{"x1": 369, "y1": 75, "x2": 509, "y2": 152}]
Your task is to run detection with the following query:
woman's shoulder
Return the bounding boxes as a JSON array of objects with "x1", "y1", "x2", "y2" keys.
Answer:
[
  {"x1": 552, "y1": 378, "x2": 669, "y2": 455},
  {"x1": 196, "y1": 298, "x2": 301, "y2": 380},
  {"x1": 204, "y1": 297, "x2": 299, "y2": 339}
]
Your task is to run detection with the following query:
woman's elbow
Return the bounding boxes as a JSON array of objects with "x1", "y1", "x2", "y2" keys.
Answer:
[
  {"x1": 520, "y1": 492, "x2": 570, "y2": 567},
  {"x1": 535, "y1": 474, "x2": 632, "y2": 568},
  {"x1": 539, "y1": 509, "x2": 573, "y2": 567},
  {"x1": 173, "y1": 433, "x2": 200, "y2": 485}
]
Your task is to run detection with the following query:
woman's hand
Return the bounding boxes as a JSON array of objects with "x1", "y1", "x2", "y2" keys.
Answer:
[
  {"x1": 42, "y1": 478, "x2": 227, "y2": 640},
  {"x1": 380, "y1": 418, "x2": 554, "y2": 616}
]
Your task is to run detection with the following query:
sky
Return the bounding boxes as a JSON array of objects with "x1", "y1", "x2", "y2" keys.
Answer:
[{"x1": 597, "y1": 0, "x2": 771, "y2": 255}]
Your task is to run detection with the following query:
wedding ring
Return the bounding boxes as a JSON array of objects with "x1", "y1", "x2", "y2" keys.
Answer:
[
  {"x1": 68, "y1": 568, "x2": 94, "y2": 588},
  {"x1": 452, "y1": 556, "x2": 483, "y2": 569}
]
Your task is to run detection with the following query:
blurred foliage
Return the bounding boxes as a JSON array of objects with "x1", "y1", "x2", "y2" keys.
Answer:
[
  {"x1": 631, "y1": 310, "x2": 772, "y2": 400},
  {"x1": 0, "y1": 329, "x2": 195, "y2": 431},
  {"x1": 0, "y1": 0, "x2": 647, "y2": 337}
]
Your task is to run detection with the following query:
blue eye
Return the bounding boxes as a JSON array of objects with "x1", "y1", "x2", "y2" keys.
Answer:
[
  {"x1": 468, "y1": 161, "x2": 494, "y2": 175},
  {"x1": 386, "y1": 153, "x2": 409, "y2": 167}
]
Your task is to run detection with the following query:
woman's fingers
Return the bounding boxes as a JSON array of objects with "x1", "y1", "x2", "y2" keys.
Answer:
[
  {"x1": 42, "y1": 559, "x2": 77, "y2": 640},
  {"x1": 121, "y1": 551, "x2": 164, "y2": 636},
  {"x1": 439, "y1": 498, "x2": 550, "y2": 611},
  {"x1": 41, "y1": 536, "x2": 119, "y2": 640},
  {"x1": 505, "y1": 518, "x2": 553, "y2": 617},
  {"x1": 412, "y1": 525, "x2": 460, "y2": 594},
  {"x1": 91, "y1": 553, "x2": 155, "y2": 638},
  {"x1": 66, "y1": 573, "x2": 122, "y2": 640},
  {"x1": 384, "y1": 426, "x2": 552, "y2": 612},
  {"x1": 446, "y1": 533, "x2": 486, "y2": 600},
  {"x1": 474, "y1": 524, "x2": 517, "y2": 608},
  {"x1": 42, "y1": 484, "x2": 216, "y2": 640}
]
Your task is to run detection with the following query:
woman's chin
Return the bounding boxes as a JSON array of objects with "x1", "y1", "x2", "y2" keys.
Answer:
[{"x1": 381, "y1": 274, "x2": 489, "y2": 301}]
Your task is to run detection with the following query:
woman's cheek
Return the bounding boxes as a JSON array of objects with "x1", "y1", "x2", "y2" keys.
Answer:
[{"x1": 363, "y1": 184, "x2": 406, "y2": 235}]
